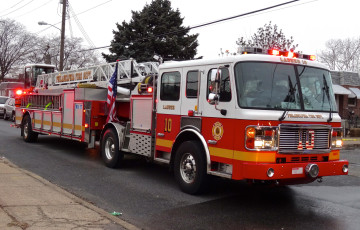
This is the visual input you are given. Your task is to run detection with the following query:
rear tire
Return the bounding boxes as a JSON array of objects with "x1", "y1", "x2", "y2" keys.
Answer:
[
  {"x1": 22, "y1": 115, "x2": 38, "y2": 142},
  {"x1": 174, "y1": 141, "x2": 208, "y2": 194},
  {"x1": 101, "y1": 128, "x2": 123, "y2": 168}
]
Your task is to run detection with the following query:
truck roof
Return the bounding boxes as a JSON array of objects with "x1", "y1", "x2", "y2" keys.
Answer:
[{"x1": 159, "y1": 54, "x2": 328, "y2": 71}]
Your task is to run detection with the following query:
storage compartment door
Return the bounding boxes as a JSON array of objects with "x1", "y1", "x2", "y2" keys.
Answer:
[
  {"x1": 43, "y1": 112, "x2": 52, "y2": 131},
  {"x1": 34, "y1": 111, "x2": 42, "y2": 129},
  {"x1": 52, "y1": 112, "x2": 62, "y2": 133},
  {"x1": 74, "y1": 103, "x2": 83, "y2": 137},
  {"x1": 62, "y1": 91, "x2": 74, "y2": 135},
  {"x1": 131, "y1": 97, "x2": 152, "y2": 131}
]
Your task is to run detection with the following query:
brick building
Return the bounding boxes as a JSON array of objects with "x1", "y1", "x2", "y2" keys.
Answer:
[{"x1": 331, "y1": 71, "x2": 360, "y2": 120}]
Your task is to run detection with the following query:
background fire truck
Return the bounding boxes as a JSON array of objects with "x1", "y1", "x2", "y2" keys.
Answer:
[
  {"x1": 0, "y1": 64, "x2": 55, "y2": 98},
  {"x1": 14, "y1": 49, "x2": 349, "y2": 194}
]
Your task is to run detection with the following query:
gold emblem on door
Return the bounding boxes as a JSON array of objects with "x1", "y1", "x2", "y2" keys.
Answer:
[{"x1": 212, "y1": 122, "x2": 224, "y2": 141}]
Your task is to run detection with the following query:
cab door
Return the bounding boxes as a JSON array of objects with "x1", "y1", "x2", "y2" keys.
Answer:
[
  {"x1": 200, "y1": 64, "x2": 236, "y2": 167},
  {"x1": 155, "y1": 69, "x2": 182, "y2": 154}
]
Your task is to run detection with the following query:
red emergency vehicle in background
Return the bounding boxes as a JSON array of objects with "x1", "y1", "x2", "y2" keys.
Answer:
[
  {"x1": 0, "y1": 64, "x2": 55, "y2": 98},
  {"x1": 13, "y1": 48, "x2": 348, "y2": 194}
]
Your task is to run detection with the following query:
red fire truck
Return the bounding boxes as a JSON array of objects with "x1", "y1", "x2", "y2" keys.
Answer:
[
  {"x1": 14, "y1": 49, "x2": 348, "y2": 194},
  {"x1": 0, "y1": 64, "x2": 55, "y2": 98}
]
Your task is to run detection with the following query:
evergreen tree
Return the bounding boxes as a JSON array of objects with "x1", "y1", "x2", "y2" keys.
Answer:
[
  {"x1": 103, "y1": 0, "x2": 199, "y2": 62},
  {"x1": 236, "y1": 21, "x2": 298, "y2": 52}
]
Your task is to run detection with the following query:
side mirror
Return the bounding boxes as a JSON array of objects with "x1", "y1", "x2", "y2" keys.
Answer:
[
  {"x1": 210, "y1": 69, "x2": 221, "y2": 82},
  {"x1": 208, "y1": 65, "x2": 229, "y2": 116},
  {"x1": 208, "y1": 93, "x2": 219, "y2": 105},
  {"x1": 209, "y1": 68, "x2": 221, "y2": 96}
]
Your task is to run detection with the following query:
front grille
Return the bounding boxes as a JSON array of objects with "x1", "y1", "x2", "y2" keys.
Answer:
[
  {"x1": 290, "y1": 156, "x2": 318, "y2": 162},
  {"x1": 279, "y1": 125, "x2": 330, "y2": 153}
]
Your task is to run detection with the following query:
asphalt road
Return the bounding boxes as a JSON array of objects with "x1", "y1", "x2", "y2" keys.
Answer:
[{"x1": 0, "y1": 118, "x2": 360, "y2": 230}]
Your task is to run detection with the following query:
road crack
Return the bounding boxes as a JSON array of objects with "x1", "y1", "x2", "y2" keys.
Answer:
[{"x1": 1, "y1": 205, "x2": 29, "y2": 230}]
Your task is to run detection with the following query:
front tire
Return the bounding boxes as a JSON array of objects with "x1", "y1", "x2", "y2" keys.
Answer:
[
  {"x1": 174, "y1": 141, "x2": 208, "y2": 194},
  {"x1": 22, "y1": 115, "x2": 38, "y2": 142},
  {"x1": 101, "y1": 128, "x2": 123, "y2": 168}
]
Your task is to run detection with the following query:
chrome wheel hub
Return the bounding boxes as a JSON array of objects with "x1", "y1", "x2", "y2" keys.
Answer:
[
  {"x1": 180, "y1": 153, "x2": 196, "y2": 184},
  {"x1": 24, "y1": 123, "x2": 29, "y2": 139},
  {"x1": 105, "y1": 137, "x2": 115, "y2": 160}
]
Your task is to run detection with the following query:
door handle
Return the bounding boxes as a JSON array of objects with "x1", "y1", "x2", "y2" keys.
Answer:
[{"x1": 208, "y1": 140, "x2": 217, "y2": 145}]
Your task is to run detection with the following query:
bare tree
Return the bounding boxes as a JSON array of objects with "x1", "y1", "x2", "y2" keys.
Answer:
[
  {"x1": 63, "y1": 37, "x2": 101, "y2": 70},
  {"x1": 236, "y1": 21, "x2": 298, "y2": 52},
  {"x1": 26, "y1": 36, "x2": 52, "y2": 64},
  {"x1": 27, "y1": 35, "x2": 102, "y2": 71},
  {"x1": 318, "y1": 38, "x2": 360, "y2": 72},
  {"x1": 0, "y1": 19, "x2": 38, "y2": 81}
]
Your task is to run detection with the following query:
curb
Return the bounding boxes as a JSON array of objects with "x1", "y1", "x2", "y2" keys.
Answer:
[
  {"x1": 343, "y1": 138, "x2": 360, "y2": 141},
  {"x1": 2, "y1": 158, "x2": 141, "y2": 230}
]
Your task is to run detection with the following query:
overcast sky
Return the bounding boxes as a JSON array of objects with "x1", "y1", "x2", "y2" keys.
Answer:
[{"x1": 0, "y1": 0, "x2": 359, "y2": 60}]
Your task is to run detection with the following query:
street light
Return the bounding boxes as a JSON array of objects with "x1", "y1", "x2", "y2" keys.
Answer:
[
  {"x1": 38, "y1": 20, "x2": 65, "y2": 71},
  {"x1": 38, "y1": 21, "x2": 61, "y2": 31}
]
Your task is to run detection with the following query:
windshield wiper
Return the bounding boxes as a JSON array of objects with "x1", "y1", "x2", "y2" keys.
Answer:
[
  {"x1": 279, "y1": 76, "x2": 296, "y2": 121},
  {"x1": 323, "y1": 74, "x2": 333, "y2": 122}
]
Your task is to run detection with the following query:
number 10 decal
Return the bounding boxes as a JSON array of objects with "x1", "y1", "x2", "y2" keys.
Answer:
[{"x1": 164, "y1": 118, "x2": 172, "y2": 132}]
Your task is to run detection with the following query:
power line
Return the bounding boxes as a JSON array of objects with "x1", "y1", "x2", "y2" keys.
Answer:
[
  {"x1": 0, "y1": 0, "x2": 27, "y2": 14},
  {"x1": 189, "y1": 0, "x2": 301, "y2": 31},
  {"x1": 68, "y1": 2, "x2": 95, "y2": 48},
  {"x1": 14, "y1": 0, "x2": 55, "y2": 18},
  {"x1": 36, "y1": 0, "x2": 112, "y2": 34},
  {"x1": 81, "y1": 0, "x2": 302, "y2": 52},
  {"x1": 0, "y1": 0, "x2": 34, "y2": 18},
  {"x1": 72, "y1": 0, "x2": 112, "y2": 18},
  {"x1": 237, "y1": 0, "x2": 319, "y2": 20}
]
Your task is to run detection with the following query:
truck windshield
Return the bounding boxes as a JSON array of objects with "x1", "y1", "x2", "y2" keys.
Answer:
[
  {"x1": 32, "y1": 67, "x2": 55, "y2": 87},
  {"x1": 234, "y1": 62, "x2": 337, "y2": 112}
]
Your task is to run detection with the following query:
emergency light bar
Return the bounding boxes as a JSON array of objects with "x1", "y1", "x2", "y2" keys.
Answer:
[{"x1": 239, "y1": 47, "x2": 316, "y2": 61}]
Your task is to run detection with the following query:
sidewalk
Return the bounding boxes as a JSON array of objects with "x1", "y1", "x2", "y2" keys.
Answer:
[
  {"x1": 343, "y1": 137, "x2": 360, "y2": 146},
  {"x1": 0, "y1": 157, "x2": 139, "y2": 230},
  {"x1": 341, "y1": 138, "x2": 360, "y2": 177}
]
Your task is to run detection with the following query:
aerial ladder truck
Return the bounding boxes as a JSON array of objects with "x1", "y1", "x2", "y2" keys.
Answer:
[{"x1": 14, "y1": 50, "x2": 349, "y2": 194}]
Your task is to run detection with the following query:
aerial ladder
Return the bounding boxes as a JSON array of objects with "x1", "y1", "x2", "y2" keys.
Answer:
[
  {"x1": 15, "y1": 59, "x2": 159, "y2": 147},
  {"x1": 35, "y1": 59, "x2": 159, "y2": 90}
]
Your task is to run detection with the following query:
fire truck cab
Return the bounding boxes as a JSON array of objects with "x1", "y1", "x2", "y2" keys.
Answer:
[
  {"x1": 23, "y1": 64, "x2": 55, "y2": 89},
  {"x1": 149, "y1": 49, "x2": 348, "y2": 193}
]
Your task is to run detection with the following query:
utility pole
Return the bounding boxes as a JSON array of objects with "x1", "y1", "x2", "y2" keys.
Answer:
[{"x1": 59, "y1": 0, "x2": 66, "y2": 71}]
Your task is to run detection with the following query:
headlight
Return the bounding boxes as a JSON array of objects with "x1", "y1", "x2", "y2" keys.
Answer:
[
  {"x1": 331, "y1": 128, "x2": 343, "y2": 149},
  {"x1": 245, "y1": 126, "x2": 278, "y2": 150}
]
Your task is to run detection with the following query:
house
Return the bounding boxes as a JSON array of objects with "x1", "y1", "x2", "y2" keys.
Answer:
[{"x1": 331, "y1": 71, "x2": 360, "y2": 120}]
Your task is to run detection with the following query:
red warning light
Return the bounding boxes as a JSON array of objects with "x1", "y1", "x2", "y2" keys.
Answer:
[
  {"x1": 310, "y1": 55, "x2": 316, "y2": 61},
  {"x1": 188, "y1": 110, "x2": 194, "y2": 116},
  {"x1": 16, "y1": 89, "x2": 23, "y2": 95},
  {"x1": 147, "y1": 87, "x2": 153, "y2": 93}
]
